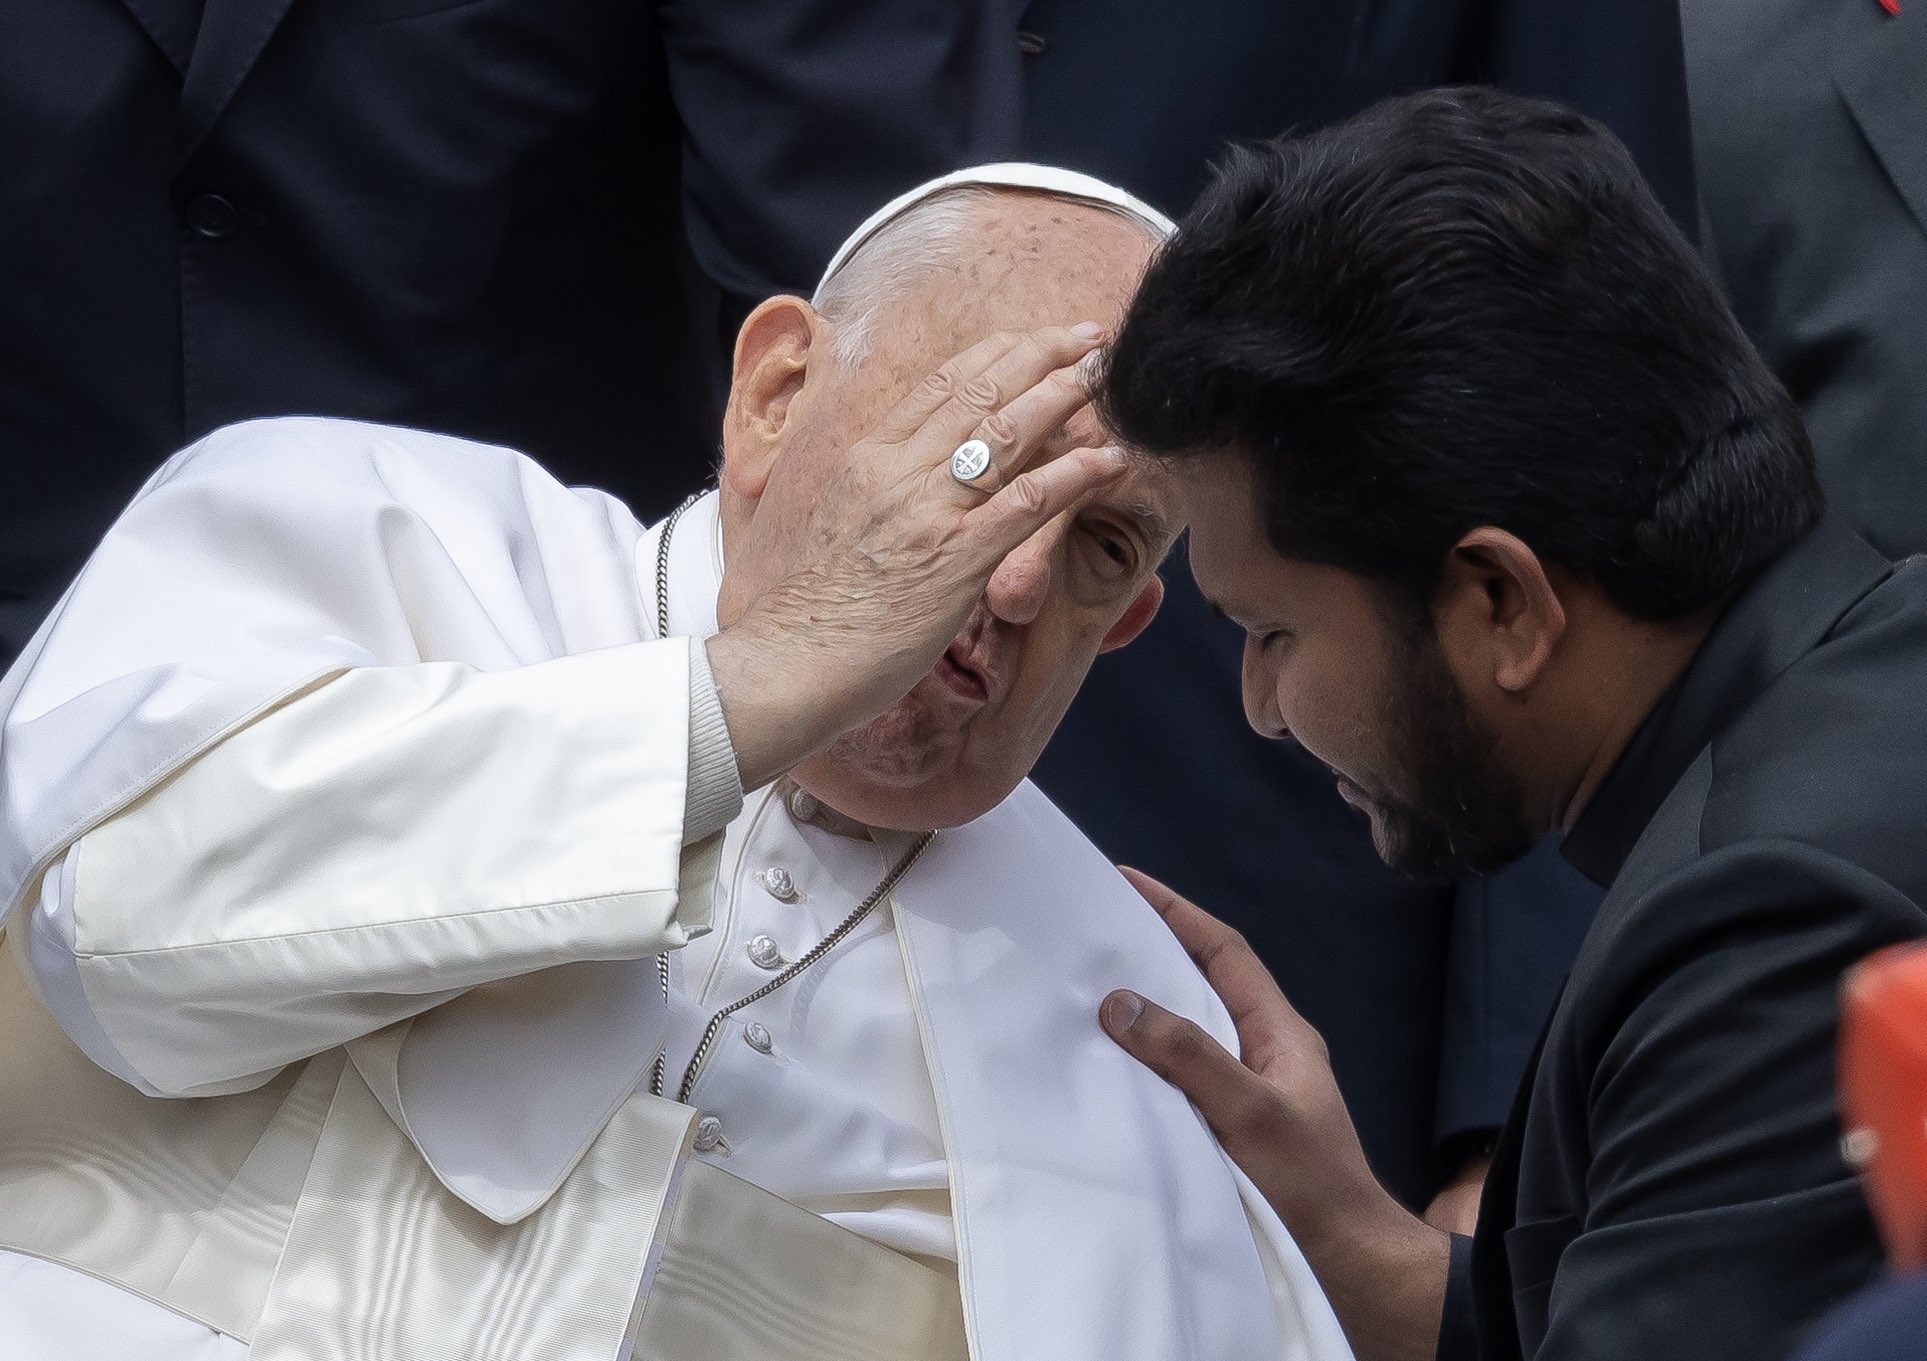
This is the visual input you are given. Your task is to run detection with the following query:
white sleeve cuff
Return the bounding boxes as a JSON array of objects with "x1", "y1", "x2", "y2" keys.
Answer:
[{"x1": 684, "y1": 642, "x2": 745, "y2": 844}]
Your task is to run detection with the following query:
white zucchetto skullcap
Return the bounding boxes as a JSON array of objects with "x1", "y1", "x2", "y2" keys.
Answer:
[{"x1": 816, "y1": 162, "x2": 1176, "y2": 293}]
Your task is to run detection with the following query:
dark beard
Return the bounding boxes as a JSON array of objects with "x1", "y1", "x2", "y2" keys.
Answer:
[{"x1": 1365, "y1": 604, "x2": 1537, "y2": 881}]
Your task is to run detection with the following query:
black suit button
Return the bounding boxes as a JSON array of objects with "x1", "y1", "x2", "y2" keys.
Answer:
[{"x1": 185, "y1": 193, "x2": 239, "y2": 240}]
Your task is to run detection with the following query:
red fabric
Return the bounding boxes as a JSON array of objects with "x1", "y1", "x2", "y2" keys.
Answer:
[{"x1": 1841, "y1": 942, "x2": 1927, "y2": 1268}]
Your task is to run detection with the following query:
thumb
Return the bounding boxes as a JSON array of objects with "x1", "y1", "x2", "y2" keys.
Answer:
[{"x1": 1102, "y1": 989, "x2": 1268, "y2": 1138}]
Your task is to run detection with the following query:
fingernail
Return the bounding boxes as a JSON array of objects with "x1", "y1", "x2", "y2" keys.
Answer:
[
  {"x1": 1070, "y1": 321, "x2": 1105, "y2": 340},
  {"x1": 1103, "y1": 989, "x2": 1145, "y2": 1032},
  {"x1": 1096, "y1": 445, "x2": 1128, "y2": 472}
]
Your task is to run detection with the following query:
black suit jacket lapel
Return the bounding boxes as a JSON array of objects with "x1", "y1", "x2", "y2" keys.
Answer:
[
  {"x1": 179, "y1": 0, "x2": 301, "y2": 160},
  {"x1": 118, "y1": 0, "x2": 203, "y2": 78},
  {"x1": 1834, "y1": 11, "x2": 1927, "y2": 240}
]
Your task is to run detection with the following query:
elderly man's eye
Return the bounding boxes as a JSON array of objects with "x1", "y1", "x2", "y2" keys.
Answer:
[{"x1": 1082, "y1": 522, "x2": 1135, "y2": 576}]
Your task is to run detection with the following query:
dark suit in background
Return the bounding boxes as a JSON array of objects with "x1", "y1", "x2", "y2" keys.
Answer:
[
  {"x1": 0, "y1": 0, "x2": 1016, "y2": 661},
  {"x1": 1790, "y1": 1273, "x2": 1927, "y2": 1361},
  {"x1": 1012, "y1": 0, "x2": 1695, "y2": 1207},
  {"x1": 1685, "y1": 0, "x2": 1927, "y2": 559},
  {"x1": 1442, "y1": 523, "x2": 1927, "y2": 1360}
]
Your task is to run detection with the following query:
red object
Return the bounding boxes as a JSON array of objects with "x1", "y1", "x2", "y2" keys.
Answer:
[
  {"x1": 1840, "y1": 942, "x2": 1927, "y2": 1268},
  {"x1": 1879, "y1": 0, "x2": 1902, "y2": 18}
]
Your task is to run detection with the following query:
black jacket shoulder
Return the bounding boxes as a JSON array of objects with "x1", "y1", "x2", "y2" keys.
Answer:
[{"x1": 1459, "y1": 533, "x2": 1927, "y2": 1361}]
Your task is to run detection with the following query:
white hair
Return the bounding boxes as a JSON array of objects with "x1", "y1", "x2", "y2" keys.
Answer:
[{"x1": 810, "y1": 186, "x2": 1159, "y2": 368}]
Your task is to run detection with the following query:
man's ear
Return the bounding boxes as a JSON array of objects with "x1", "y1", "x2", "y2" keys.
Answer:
[
  {"x1": 721, "y1": 296, "x2": 821, "y2": 501},
  {"x1": 1099, "y1": 574, "x2": 1166, "y2": 654},
  {"x1": 1432, "y1": 527, "x2": 1566, "y2": 695}
]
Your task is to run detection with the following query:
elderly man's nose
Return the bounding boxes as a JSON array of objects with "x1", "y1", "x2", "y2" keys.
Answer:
[{"x1": 985, "y1": 533, "x2": 1056, "y2": 625}]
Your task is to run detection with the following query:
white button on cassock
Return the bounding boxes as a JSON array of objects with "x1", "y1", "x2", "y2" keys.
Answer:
[
  {"x1": 746, "y1": 933, "x2": 785, "y2": 970},
  {"x1": 757, "y1": 867, "x2": 799, "y2": 902},
  {"x1": 744, "y1": 1023, "x2": 774, "y2": 1055},
  {"x1": 693, "y1": 1116, "x2": 724, "y2": 1153}
]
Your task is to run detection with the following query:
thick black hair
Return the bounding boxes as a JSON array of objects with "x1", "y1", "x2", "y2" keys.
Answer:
[{"x1": 1099, "y1": 87, "x2": 1822, "y2": 622}]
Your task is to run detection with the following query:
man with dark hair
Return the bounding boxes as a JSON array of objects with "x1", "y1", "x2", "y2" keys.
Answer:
[
  {"x1": 1094, "y1": 87, "x2": 1927, "y2": 1361},
  {"x1": 1015, "y1": 0, "x2": 1699, "y2": 1222}
]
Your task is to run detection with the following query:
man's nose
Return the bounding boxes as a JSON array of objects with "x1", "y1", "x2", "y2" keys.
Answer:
[
  {"x1": 984, "y1": 525, "x2": 1061, "y2": 626},
  {"x1": 1241, "y1": 638, "x2": 1290, "y2": 740}
]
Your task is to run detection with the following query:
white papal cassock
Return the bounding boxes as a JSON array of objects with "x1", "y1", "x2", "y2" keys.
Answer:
[{"x1": 0, "y1": 417, "x2": 1354, "y2": 1361}]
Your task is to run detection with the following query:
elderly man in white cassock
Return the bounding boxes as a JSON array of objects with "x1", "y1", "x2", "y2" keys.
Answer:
[{"x1": 0, "y1": 166, "x2": 1352, "y2": 1361}]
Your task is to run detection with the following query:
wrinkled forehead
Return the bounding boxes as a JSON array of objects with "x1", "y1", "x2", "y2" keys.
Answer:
[
  {"x1": 840, "y1": 197, "x2": 1159, "y2": 414},
  {"x1": 914, "y1": 197, "x2": 1154, "y2": 345}
]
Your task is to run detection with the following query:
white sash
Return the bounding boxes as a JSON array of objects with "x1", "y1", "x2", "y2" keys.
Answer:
[{"x1": 0, "y1": 945, "x2": 966, "y2": 1359}]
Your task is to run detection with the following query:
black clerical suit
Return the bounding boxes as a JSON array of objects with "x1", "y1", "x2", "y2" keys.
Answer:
[
  {"x1": 1015, "y1": 0, "x2": 1694, "y2": 1206},
  {"x1": 0, "y1": 0, "x2": 1015, "y2": 662},
  {"x1": 1439, "y1": 521, "x2": 1927, "y2": 1361}
]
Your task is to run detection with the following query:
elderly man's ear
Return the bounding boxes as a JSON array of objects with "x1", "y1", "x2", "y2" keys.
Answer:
[
  {"x1": 1099, "y1": 575, "x2": 1165, "y2": 654},
  {"x1": 721, "y1": 296, "x2": 823, "y2": 500}
]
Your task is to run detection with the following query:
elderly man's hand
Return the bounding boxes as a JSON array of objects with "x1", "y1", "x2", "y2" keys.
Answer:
[
  {"x1": 707, "y1": 324, "x2": 1126, "y2": 791},
  {"x1": 1100, "y1": 867, "x2": 1452, "y2": 1361}
]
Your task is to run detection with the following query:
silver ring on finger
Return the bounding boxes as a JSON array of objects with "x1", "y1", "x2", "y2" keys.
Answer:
[{"x1": 950, "y1": 437, "x2": 1004, "y2": 493}]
